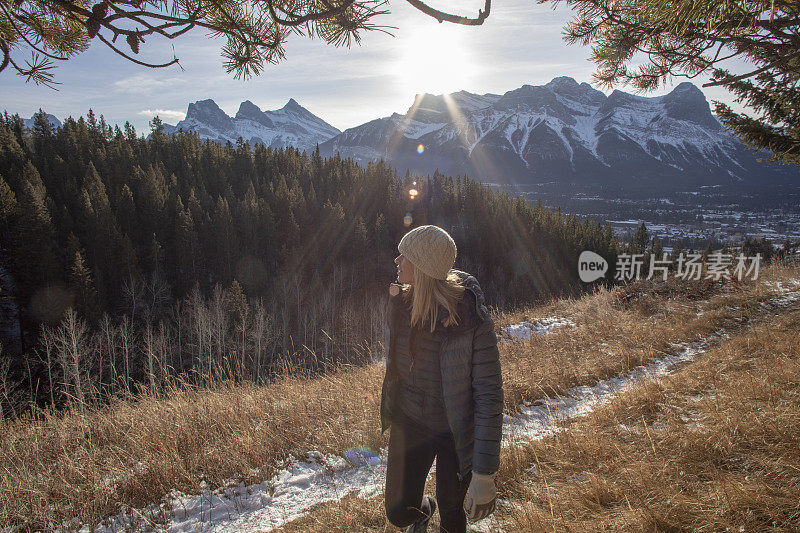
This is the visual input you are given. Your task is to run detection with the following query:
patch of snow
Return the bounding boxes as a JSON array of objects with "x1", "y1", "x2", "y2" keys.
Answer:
[
  {"x1": 83, "y1": 450, "x2": 390, "y2": 532},
  {"x1": 761, "y1": 278, "x2": 800, "y2": 293},
  {"x1": 467, "y1": 512, "x2": 505, "y2": 532},
  {"x1": 565, "y1": 112, "x2": 601, "y2": 156},
  {"x1": 761, "y1": 292, "x2": 800, "y2": 307},
  {"x1": 449, "y1": 91, "x2": 502, "y2": 113},
  {"x1": 398, "y1": 119, "x2": 448, "y2": 139},
  {"x1": 499, "y1": 317, "x2": 575, "y2": 341},
  {"x1": 759, "y1": 279, "x2": 800, "y2": 307}
]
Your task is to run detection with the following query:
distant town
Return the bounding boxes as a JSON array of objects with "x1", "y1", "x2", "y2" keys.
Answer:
[{"x1": 497, "y1": 183, "x2": 800, "y2": 252}]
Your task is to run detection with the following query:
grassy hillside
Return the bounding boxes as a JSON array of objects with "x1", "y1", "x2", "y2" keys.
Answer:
[
  {"x1": 2, "y1": 262, "x2": 799, "y2": 531},
  {"x1": 275, "y1": 263, "x2": 800, "y2": 533}
]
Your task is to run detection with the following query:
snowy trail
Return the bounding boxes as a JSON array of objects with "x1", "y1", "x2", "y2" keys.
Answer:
[
  {"x1": 502, "y1": 333, "x2": 718, "y2": 444},
  {"x1": 85, "y1": 315, "x2": 577, "y2": 533},
  {"x1": 84, "y1": 283, "x2": 800, "y2": 533}
]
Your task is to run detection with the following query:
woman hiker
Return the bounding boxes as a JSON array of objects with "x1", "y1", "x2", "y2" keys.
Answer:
[{"x1": 380, "y1": 225, "x2": 504, "y2": 533}]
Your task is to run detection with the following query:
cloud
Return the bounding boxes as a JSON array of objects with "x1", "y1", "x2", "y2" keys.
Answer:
[
  {"x1": 138, "y1": 109, "x2": 186, "y2": 121},
  {"x1": 114, "y1": 74, "x2": 184, "y2": 95}
]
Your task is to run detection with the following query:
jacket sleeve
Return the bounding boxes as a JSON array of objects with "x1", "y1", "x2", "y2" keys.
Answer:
[{"x1": 471, "y1": 313, "x2": 504, "y2": 475}]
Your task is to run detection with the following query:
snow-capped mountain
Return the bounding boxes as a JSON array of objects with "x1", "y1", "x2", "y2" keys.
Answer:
[
  {"x1": 167, "y1": 98, "x2": 341, "y2": 152},
  {"x1": 320, "y1": 77, "x2": 798, "y2": 191},
  {"x1": 23, "y1": 113, "x2": 61, "y2": 131}
]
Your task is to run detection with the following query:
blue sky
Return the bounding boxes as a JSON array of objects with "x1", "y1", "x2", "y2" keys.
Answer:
[{"x1": 1, "y1": 0, "x2": 748, "y2": 133}]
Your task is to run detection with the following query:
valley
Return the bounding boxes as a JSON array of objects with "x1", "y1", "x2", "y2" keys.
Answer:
[{"x1": 501, "y1": 182, "x2": 800, "y2": 250}]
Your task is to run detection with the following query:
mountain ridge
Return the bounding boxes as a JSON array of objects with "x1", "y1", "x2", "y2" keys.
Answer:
[
  {"x1": 165, "y1": 98, "x2": 341, "y2": 152},
  {"x1": 318, "y1": 77, "x2": 798, "y2": 191},
  {"x1": 15, "y1": 77, "x2": 800, "y2": 191}
]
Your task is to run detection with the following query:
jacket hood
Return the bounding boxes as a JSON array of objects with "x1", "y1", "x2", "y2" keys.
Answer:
[
  {"x1": 435, "y1": 269, "x2": 488, "y2": 333},
  {"x1": 388, "y1": 269, "x2": 489, "y2": 333}
]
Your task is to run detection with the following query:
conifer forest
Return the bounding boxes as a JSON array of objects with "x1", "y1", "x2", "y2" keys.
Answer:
[{"x1": 0, "y1": 110, "x2": 619, "y2": 415}]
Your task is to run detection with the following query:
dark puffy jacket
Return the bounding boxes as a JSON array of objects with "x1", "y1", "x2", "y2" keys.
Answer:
[{"x1": 380, "y1": 269, "x2": 504, "y2": 479}]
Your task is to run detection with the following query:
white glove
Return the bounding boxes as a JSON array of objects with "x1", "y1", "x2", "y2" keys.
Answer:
[{"x1": 463, "y1": 471, "x2": 497, "y2": 521}]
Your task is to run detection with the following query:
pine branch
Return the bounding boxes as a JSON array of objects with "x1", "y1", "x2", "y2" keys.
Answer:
[
  {"x1": 0, "y1": 38, "x2": 9, "y2": 74},
  {"x1": 703, "y1": 52, "x2": 800, "y2": 88},
  {"x1": 265, "y1": 0, "x2": 357, "y2": 27},
  {"x1": 405, "y1": 0, "x2": 490, "y2": 25},
  {"x1": 0, "y1": 1, "x2": 71, "y2": 62},
  {"x1": 95, "y1": 32, "x2": 179, "y2": 68}
]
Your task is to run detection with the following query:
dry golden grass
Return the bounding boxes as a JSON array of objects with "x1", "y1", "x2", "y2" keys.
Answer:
[
  {"x1": 0, "y1": 364, "x2": 388, "y2": 530},
  {"x1": 497, "y1": 267, "x2": 797, "y2": 411},
  {"x1": 269, "y1": 491, "x2": 390, "y2": 533},
  {"x1": 497, "y1": 304, "x2": 800, "y2": 532},
  {"x1": 1, "y1": 262, "x2": 798, "y2": 530}
]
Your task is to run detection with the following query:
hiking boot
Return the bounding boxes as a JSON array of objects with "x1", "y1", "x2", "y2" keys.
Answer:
[{"x1": 404, "y1": 495, "x2": 436, "y2": 533}]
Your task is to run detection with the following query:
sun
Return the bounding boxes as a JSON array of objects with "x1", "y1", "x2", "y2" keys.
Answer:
[{"x1": 393, "y1": 23, "x2": 476, "y2": 96}]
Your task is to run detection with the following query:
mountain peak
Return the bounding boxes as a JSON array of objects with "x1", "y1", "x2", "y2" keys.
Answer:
[
  {"x1": 283, "y1": 98, "x2": 304, "y2": 112},
  {"x1": 663, "y1": 82, "x2": 720, "y2": 130},
  {"x1": 668, "y1": 82, "x2": 704, "y2": 97},
  {"x1": 185, "y1": 99, "x2": 235, "y2": 133},
  {"x1": 175, "y1": 96, "x2": 339, "y2": 147},
  {"x1": 413, "y1": 93, "x2": 446, "y2": 109},
  {"x1": 240, "y1": 99, "x2": 260, "y2": 110},
  {"x1": 236, "y1": 100, "x2": 262, "y2": 117},
  {"x1": 236, "y1": 100, "x2": 275, "y2": 128},
  {"x1": 190, "y1": 99, "x2": 221, "y2": 111},
  {"x1": 405, "y1": 93, "x2": 449, "y2": 121},
  {"x1": 546, "y1": 76, "x2": 606, "y2": 106},
  {"x1": 23, "y1": 112, "x2": 61, "y2": 131},
  {"x1": 546, "y1": 76, "x2": 579, "y2": 90}
]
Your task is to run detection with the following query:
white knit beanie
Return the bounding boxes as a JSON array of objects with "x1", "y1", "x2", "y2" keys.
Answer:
[{"x1": 397, "y1": 225, "x2": 457, "y2": 280}]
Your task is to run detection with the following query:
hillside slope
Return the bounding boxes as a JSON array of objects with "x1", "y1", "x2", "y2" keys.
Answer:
[{"x1": 2, "y1": 263, "x2": 799, "y2": 531}]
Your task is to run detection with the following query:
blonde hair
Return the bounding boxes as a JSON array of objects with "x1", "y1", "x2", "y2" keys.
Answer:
[{"x1": 402, "y1": 269, "x2": 466, "y2": 332}]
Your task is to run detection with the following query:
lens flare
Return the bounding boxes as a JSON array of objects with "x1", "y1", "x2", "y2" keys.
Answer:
[
  {"x1": 345, "y1": 447, "x2": 381, "y2": 467},
  {"x1": 404, "y1": 213, "x2": 413, "y2": 226},
  {"x1": 416, "y1": 144, "x2": 424, "y2": 155}
]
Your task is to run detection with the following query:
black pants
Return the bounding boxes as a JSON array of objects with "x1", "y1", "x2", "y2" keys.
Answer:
[{"x1": 384, "y1": 409, "x2": 472, "y2": 533}]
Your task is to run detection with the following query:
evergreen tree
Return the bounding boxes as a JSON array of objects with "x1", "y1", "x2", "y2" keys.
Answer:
[
  {"x1": 69, "y1": 249, "x2": 99, "y2": 323},
  {"x1": 629, "y1": 222, "x2": 650, "y2": 255},
  {"x1": 0, "y1": 174, "x2": 17, "y2": 241},
  {"x1": 149, "y1": 116, "x2": 165, "y2": 137},
  {"x1": 31, "y1": 109, "x2": 54, "y2": 137},
  {"x1": 116, "y1": 184, "x2": 137, "y2": 238},
  {"x1": 647, "y1": 237, "x2": 664, "y2": 260},
  {"x1": 211, "y1": 196, "x2": 236, "y2": 284},
  {"x1": 148, "y1": 233, "x2": 166, "y2": 277},
  {"x1": 173, "y1": 207, "x2": 201, "y2": 295},
  {"x1": 742, "y1": 236, "x2": 774, "y2": 262},
  {"x1": 13, "y1": 169, "x2": 60, "y2": 292},
  {"x1": 670, "y1": 238, "x2": 687, "y2": 266},
  {"x1": 124, "y1": 122, "x2": 137, "y2": 142},
  {"x1": 226, "y1": 279, "x2": 249, "y2": 375}
]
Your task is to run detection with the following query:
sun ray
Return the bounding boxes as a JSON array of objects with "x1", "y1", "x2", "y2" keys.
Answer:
[{"x1": 392, "y1": 24, "x2": 476, "y2": 96}]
